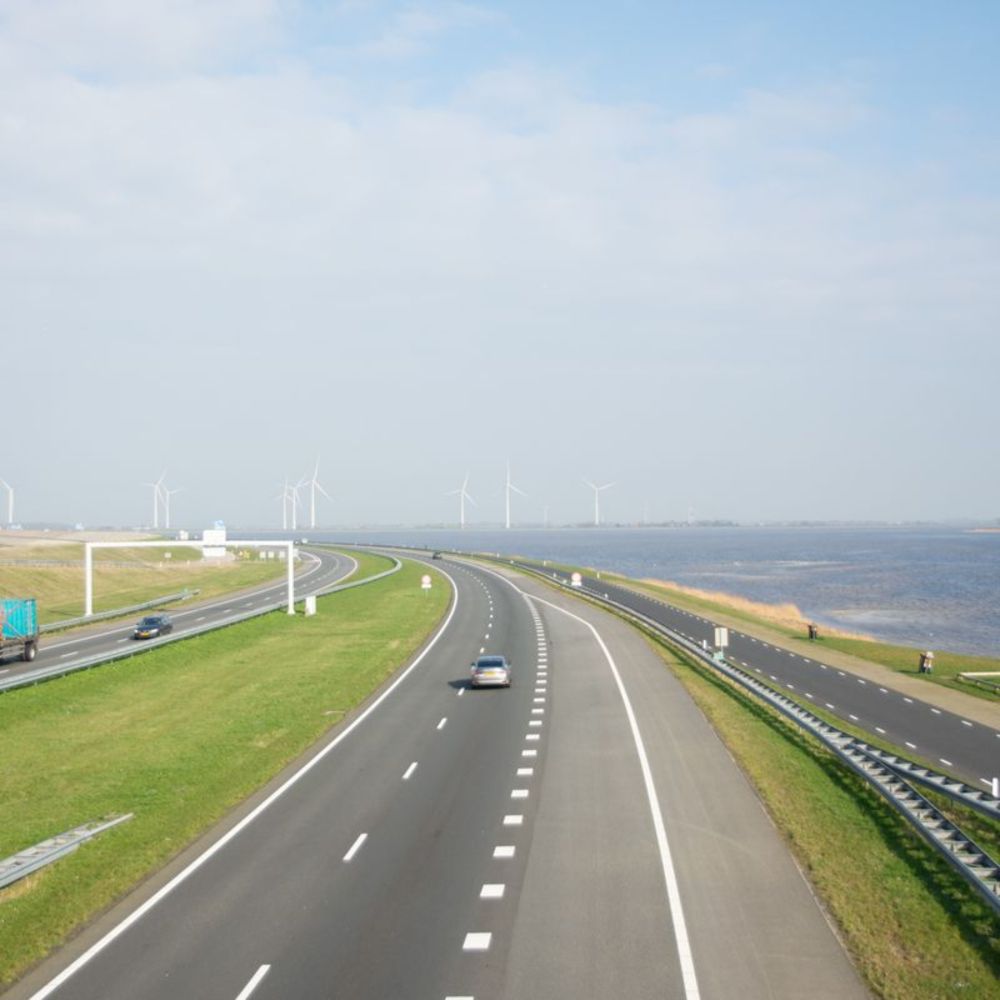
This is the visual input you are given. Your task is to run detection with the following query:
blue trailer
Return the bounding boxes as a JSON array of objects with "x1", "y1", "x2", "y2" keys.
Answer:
[{"x1": 0, "y1": 598, "x2": 39, "y2": 662}]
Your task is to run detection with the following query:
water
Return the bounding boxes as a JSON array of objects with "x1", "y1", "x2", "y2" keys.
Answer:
[{"x1": 287, "y1": 525, "x2": 1000, "y2": 658}]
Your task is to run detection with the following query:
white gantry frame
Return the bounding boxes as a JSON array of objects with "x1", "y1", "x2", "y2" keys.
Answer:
[{"x1": 84, "y1": 540, "x2": 296, "y2": 617}]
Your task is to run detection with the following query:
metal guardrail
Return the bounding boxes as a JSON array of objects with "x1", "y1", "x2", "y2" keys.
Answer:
[
  {"x1": 0, "y1": 815, "x2": 133, "y2": 891},
  {"x1": 39, "y1": 590, "x2": 201, "y2": 634},
  {"x1": 0, "y1": 556, "x2": 402, "y2": 695},
  {"x1": 476, "y1": 555, "x2": 1000, "y2": 915}
]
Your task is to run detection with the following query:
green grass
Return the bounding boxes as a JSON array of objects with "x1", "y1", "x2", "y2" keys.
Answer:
[
  {"x1": 0, "y1": 543, "x2": 287, "y2": 624},
  {"x1": 0, "y1": 558, "x2": 450, "y2": 986},
  {"x1": 649, "y1": 635, "x2": 1000, "y2": 1000}
]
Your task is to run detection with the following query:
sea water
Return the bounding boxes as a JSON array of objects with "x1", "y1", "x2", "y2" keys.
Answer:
[{"x1": 297, "y1": 525, "x2": 1000, "y2": 658}]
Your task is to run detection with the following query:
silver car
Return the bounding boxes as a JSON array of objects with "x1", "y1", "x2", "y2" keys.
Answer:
[{"x1": 470, "y1": 654, "x2": 512, "y2": 688}]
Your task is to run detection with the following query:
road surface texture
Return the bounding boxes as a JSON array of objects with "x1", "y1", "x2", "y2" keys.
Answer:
[{"x1": 10, "y1": 555, "x2": 868, "y2": 1000}]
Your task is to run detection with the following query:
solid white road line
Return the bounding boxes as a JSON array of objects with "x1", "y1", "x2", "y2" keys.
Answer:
[
  {"x1": 343, "y1": 833, "x2": 368, "y2": 862},
  {"x1": 402, "y1": 762, "x2": 418, "y2": 781},
  {"x1": 235, "y1": 964, "x2": 271, "y2": 1000},
  {"x1": 25, "y1": 567, "x2": 463, "y2": 1000},
  {"x1": 528, "y1": 592, "x2": 703, "y2": 1000}
]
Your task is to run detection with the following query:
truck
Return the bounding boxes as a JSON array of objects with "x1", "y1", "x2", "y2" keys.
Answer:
[{"x1": 0, "y1": 598, "x2": 39, "y2": 662}]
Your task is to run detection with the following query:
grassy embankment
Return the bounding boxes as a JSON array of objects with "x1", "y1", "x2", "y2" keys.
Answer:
[
  {"x1": 0, "y1": 554, "x2": 449, "y2": 986},
  {"x1": 648, "y1": 635, "x2": 1000, "y2": 1000},
  {"x1": 0, "y1": 541, "x2": 287, "y2": 624}
]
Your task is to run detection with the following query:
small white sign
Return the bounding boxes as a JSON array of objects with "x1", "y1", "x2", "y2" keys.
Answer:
[
  {"x1": 714, "y1": 626, "x2": 729, "y2": 649},
  {"x1": 570, "y1": 572, "x2": 583, "y2": 587},
  {"x1": 421, "y1": 574, "x2": 432, "y2": 590}
]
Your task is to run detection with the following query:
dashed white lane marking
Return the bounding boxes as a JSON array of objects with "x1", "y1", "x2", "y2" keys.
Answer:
[
  {"x1": 60, "y1": 652, "x2": 75, "y2": 658},
  {"x1": 437, "y1": 717, "x2": 448, "y2": 730},
  {"x1": 961, "y1": 720, "x2": 973, "y2": 728},
  {"x1": 876, "y1": 727, "x2": 886, "y2": 734},
  {"x1": 906, "y1": 741, "x2": 917, "y2": 750},
  {"x1": 480, "y1": 646, "x2": 485, "y2": 654},
  {"x1": 826, "y1": 703, "x2": 835, "y2": 710},
  {"x1": 342, "y1": 833, "x2": 367, "y2": 862},
  {"x1": 511, "y1": 789, "x2": 529, "y2": 799},
  {"x1": 940, "y1": 758, "x2": 953, "y2": 767},
  {"x1": 529, "y1": 720, "x2": 542, "y2": 728},
  {"x1": 857, "y1": 679, "x2": 866, "y2": 685},
  {"x1": 493, "y1": 845, "x2": 515, "y2": 858},
  {"x1": 463, "y1": 932, "x2": 492, "y2": 952},
  {"x1": 457, "y1": 688, "x2": 465, "y2": 697},
  {"x1": 534, "y1": 697, "x2": 545, "y2": 702},
  {"x1": 522, "y1": 749, "x2": 537, "y2": 758},
  {"x1": 904, "y1": 697, "x2": 913, "y2": 704},
  {"x1": 517, "y1": 767, "x2": 534, "y2": 776},
  {"x1": 837, "y1": 671, "x2": 845, "y2": 677},
  {"x1": 235, "y1": 964, "x2": 271, "y2": 1000},
  {"x1": 526, "y1": 734, "x2": 540, "y2": 741},
  {"x1": 243, "y1": 602, "x2": 254, "y2": 608},
  {"x1": 879, "y1": 688, "x2": 888, "y2": 694},
  {"x1": 503, "y1": 815, "x2": 523, "y2": 826},
  {"x1": 195, "y1": 616, "x2": 206, "y2": 622},
  {"x1": 484, "y1": 633, "x2": 490, "y2": 640},
  {"x1": 850, "y1": 714, "x2": 859, "y2": 722},
  {"x1": 931, "y1": 708, "x2": 941, "y2": 714},
  {"x1": 402, "y1": 762, "x2": 418, "y2": 781},
  {"x1": 532, "y1": 708, "x2": 545, "y2": 714},
  {"x1": 116, "y1": 638, "x2": 129, "y2": 643},
  {"x1": 480, "y1": 884, "x2": 505, "y2": 899}
]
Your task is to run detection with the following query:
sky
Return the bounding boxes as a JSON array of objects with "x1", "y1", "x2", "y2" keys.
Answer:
[{"x1": 2, "y1": 0, "x2": 998, "y2": 528}]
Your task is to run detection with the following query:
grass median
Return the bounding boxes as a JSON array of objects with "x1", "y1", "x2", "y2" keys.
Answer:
[
  {"x1": 651, "y1": 636, "x2": 1000, "y2": 1000},
  {"x1": 0, "y1": 556, "x2": 450, "y2": 987}
]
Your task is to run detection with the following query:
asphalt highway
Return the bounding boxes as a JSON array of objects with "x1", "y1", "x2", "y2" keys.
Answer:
[
  {"x1": 13, "y1": 555, "x2": 868, "y2": 1000},
  {"x1": 535, "y1": 565, "x2": 1000, "y2": 791},
  {"x1": 0, "y1": 547, "x2": 353, "y2": 686}
]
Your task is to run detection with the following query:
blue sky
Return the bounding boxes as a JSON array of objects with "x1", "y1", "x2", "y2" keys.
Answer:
[{"x1": 1, "y1": 1, "x2": 998, "y2": 527}]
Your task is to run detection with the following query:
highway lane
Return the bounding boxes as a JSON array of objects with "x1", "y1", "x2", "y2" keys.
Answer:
[
  {"x1": 13, "y1": 555, "x2": 867, "y2": 1000},
  {"x1": 532, "y1": 565, "x2": 1000, "y2": 791},
  {"x1": 0, "y1": 547, "x2": 352, "y2": 685}
]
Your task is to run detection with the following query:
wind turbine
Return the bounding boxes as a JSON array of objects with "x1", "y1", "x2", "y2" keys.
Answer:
[
  {"x1": 275, "y1": 478, "x2": 289, "y2": 530},
  {"x1": 289, "y1": 478, "x2": 307, "y2": 532},
  {"x1": 143, "y1": 472, "x2": 166, "y2": 529},
  {"x1": 163, "y1": 486, "x2": 182, "y2": 530},
  {"x1": 504, "y1": 460, "x2": 527, "y2": 530},
  {"x1": 583, "y1": 478, "x2": 615, "y2": 527},
  {"x1": 0, "y1": 478, "x2": 13, "y2": 525},
  {"x1": 306, "y1": 458, "x2": 332, "y2": 530},
  {"x1": 446, "y1": 472, "x2": 476, "y2": 529}
]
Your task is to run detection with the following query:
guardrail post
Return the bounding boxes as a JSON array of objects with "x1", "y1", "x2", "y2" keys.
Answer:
[{"x1": 286, "y1": 542, "x2": 295, "y2": 614}]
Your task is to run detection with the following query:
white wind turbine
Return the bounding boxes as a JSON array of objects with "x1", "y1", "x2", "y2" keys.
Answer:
[
  {"x1": 504, "y1": 460, "x2": 527, "y2": 530},
  {"x1": 446, "y1": 472, "x2": 476, "y2": 529},
  {"x1": 583, "y1": 478, "x2": 615, "y2": 527},
  {"x1": 275, "y1": 477, "x2": 291, "y2": 530},
  {"x1": 143, "y1": 472, "x2": 167, "y2": 529},
  {"x1": 306, "y1": 458, "x2": 332, "y2": 530},
  {"x1": 163, "y1": 486, "x2": 182, "y2": 530},
  {"x1": 0, "y1": 478, "x2": 14, "y2": 525},
  {"x1": 288, "y1": 478, "x2": 307, "y2": 532}
]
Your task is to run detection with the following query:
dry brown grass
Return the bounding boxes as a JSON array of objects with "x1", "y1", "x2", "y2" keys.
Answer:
[{"x1": 637, "y1": 576, "x2": 871, "y2": 640}]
